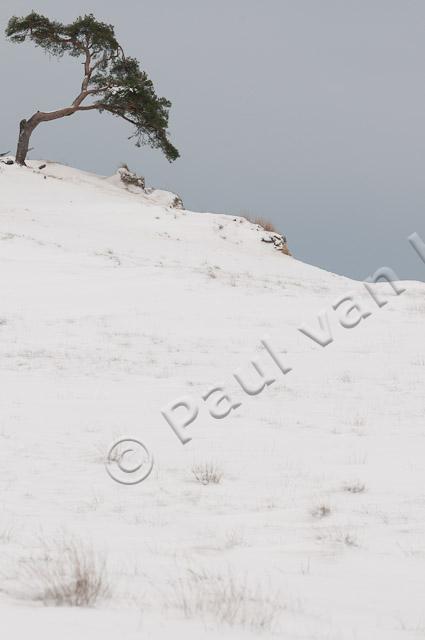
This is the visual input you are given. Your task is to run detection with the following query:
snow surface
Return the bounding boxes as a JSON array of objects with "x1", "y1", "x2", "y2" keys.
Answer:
[{"x1": 0, "y1": 159, "x2": 425, "y2": 639}]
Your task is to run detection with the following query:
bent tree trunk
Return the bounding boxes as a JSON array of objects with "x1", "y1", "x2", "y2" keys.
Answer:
[
  {"x1": 15, "y1": 115, "x2": 40, "y2": 166},
  {"x1": 15, "y1": 107, "x2": 79, "y2": 166}
]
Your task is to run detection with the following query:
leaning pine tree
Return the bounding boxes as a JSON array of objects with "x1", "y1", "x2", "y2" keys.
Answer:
[{"x1": 5, "y1": 12, "x2": 179, "y2": 166}]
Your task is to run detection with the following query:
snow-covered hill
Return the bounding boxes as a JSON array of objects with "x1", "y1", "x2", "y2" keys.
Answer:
[{"x1": 1, "y1": 160, "x2": 425, "y2": 640}]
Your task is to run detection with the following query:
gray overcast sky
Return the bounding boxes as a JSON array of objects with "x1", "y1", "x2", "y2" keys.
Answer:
[{"x1": 1, "y1": 0, "x2": 425, "y2": 281}]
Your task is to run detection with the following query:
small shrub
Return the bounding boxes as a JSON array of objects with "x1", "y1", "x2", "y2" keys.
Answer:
[
  {"x1": 340, "y1": 372, "x2": 352, "y2": 383},
  {"x1": 311, "y1": 503, "x2": 331, "y2": 519},
  {"x1": 223, "y1": 529, "x2": 246, "y2": 549},
  {"x1": 23, "y1": 537, "x2": 110, "y2": 607},
  {"x1": 352, "y1": 416, "x2": 366, "y2": 427},
  {"x1": 0, "y1": 527, "x2": 14, "y2": 543},
  {"x1": 192, "y1": 462, "x2": 223, "y2": 485},
  {"x1": 341, "y1": 533, "x2": 358, "y2": 547},
  {"x1": 343, "y1": 481, "x2": 366, "y2": 494},
  {"x1": 316, "y1": 529, "x2": 359, "y2": 548}
]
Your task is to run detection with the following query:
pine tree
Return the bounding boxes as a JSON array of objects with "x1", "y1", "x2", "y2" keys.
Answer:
[{"x1": 6, "y1": 12, "x2": 179, "y2": 165}]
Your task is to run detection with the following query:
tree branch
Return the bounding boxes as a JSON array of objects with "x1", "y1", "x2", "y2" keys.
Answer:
[
  {"x1": 89, "y1": 57, "x2": 106, "y2": 74},
  {"x1": 76, "y1": 104, "x2": 104, "y2": 111},
  {"x1": 101, "y1": 107, "x2": 138, "y2": 126},
  {"x1": 72, "y1": 86, "x2": 113, "y2": 107},
  {"x1": 81, "y1": 46, "x2": 92, "y2": 93}
]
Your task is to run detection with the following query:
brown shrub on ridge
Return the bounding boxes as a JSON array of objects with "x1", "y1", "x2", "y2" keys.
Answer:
[{"x1": 242, "y1": 212, "x2": 279, "y2": 233}]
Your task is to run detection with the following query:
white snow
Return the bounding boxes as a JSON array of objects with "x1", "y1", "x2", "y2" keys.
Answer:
[{"x1": 1, "y1": 159, "x2": 424, "y2": 639}]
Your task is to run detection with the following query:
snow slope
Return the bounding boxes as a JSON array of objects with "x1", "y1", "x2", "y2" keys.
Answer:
[{"x1": 0, "y1": 160, "x2": 424, "y2": 639}]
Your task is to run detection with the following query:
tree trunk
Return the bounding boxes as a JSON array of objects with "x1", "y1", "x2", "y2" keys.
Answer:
[
  {"x1": 15, "y1": 117, "x2": 39, "y2": 166},
  {"x1": 15, "y1": 106, "x2": 83, "y2": 166}
]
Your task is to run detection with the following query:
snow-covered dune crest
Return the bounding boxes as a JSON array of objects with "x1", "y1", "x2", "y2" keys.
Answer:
[{"x1": 1, "y1": 160, "x2": 424, "y2": 640}]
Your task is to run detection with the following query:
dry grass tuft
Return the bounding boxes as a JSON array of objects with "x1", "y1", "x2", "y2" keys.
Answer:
[
  {"x1": 192, "y1": 462, "x2": 223, "y2": 485},
  {"x1": 23, "y1": 537, "x2": 110, "y2": 607},
  {"x1": 166, "y1": 567, "x2": 282, "y2": 631}
]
